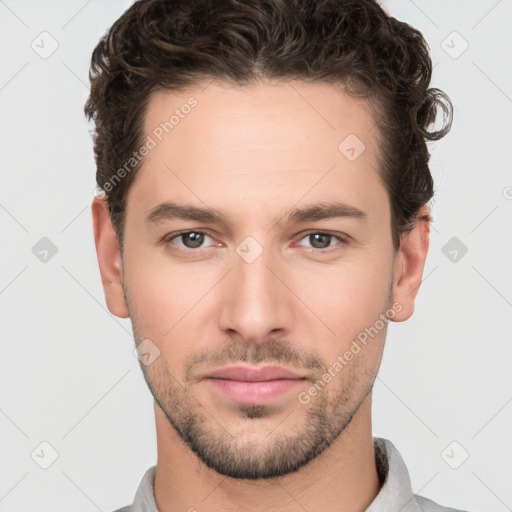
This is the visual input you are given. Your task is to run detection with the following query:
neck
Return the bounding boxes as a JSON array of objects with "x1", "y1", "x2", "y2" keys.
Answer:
[{"x1": 153, "y1": 394, "x2": 380, "y2": 512}]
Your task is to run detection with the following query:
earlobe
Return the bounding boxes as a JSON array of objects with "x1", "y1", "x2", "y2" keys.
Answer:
[
  {"x1": 390, "y1": 206, "x2": 431, "y2": 323},
  {"x1": 91, "y1": 197, "x2": 130, "y2": 319}
]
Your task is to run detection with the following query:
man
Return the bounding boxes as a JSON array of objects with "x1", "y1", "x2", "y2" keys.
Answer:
[{"x1": 85, "y1": 0, "x2": 466, "y2": 510}]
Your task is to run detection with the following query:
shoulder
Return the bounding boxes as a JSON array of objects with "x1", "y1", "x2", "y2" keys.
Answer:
[
  {"x1": 111, "y1": 506, "x2": 132, "y2": 512},
  {"x1": 415, "y1": 494, "x2": 473, "y2": 512},
  {"x1": 372, "y1": 437, "x2": 472, "y2": 512}
]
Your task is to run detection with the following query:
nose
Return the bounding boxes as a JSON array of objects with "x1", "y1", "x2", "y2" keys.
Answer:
[{"x1": 217, "y1": 241, "x2": 295, "y2": 344}]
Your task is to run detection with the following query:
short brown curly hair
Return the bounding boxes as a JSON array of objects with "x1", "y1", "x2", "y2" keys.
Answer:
[{"x1": 84, "y1": 0, "x2": 452, "y2": 252}]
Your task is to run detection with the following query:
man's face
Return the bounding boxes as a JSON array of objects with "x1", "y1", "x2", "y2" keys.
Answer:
[{"x1": 104, "y1": 81, "x2": 411, "y2": 479}]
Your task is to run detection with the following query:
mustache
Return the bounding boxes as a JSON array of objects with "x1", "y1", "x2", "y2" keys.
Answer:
[{"x1": 184, "y1": 337, "x2": 325, "y2": 382}]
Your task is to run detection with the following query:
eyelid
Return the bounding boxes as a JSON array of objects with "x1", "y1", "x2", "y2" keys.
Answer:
[
  {"x1": 162, "y1": 229, "x2": 218, "y2": 249},
  {"x1": 293, "y1": 230, "x2": 349, "y2": 251}
]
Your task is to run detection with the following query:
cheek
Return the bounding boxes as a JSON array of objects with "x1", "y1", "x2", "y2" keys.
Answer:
[
  {"x1": 295, "y1": 251, "x2": 393, "y2": 343},
  {"x1": 123, "y1": 242, "x2": 175, "y2": 333},
  {"x1": 123, "y1": 242, "x2": 220, "y2": 347}
]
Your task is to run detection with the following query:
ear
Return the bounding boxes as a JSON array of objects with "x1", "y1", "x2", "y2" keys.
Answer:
[
  {"x1": 390, "y1": 205, "x2": 431, "y2": 322},
  {"x1": 91, "y1": 196, "x2": 130, "y2": 318}
]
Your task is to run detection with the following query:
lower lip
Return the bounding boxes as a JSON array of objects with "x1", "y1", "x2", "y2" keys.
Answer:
[{"x1": 205, "y1": 378, "x2": 306, "y2": 405}]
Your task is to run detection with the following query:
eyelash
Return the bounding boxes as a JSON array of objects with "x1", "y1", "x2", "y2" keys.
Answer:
[{"x1": 161, "y1": 230, "x2": 348, "y2": 255}]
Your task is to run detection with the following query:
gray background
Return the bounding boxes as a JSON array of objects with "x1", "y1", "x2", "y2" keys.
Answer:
[{"x1": 1, "y1": 0, "x2": 511, "y2": 510}]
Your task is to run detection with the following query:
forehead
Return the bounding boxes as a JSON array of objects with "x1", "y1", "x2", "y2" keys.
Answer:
[
  {"x1": 143, "y1": 80, "x2": 380, "y2": 167},
  {"x1": 128, "y1": 80, "x2": 386, "y2": 223}
]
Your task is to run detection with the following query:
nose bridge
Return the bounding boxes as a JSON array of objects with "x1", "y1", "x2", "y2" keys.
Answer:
[{"x1": 218, "y1": 236, "x2": 292, "y2": 342}]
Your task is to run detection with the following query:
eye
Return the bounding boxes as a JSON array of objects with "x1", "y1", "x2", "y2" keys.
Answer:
[
  {"x1": 162, "y1": 230, "x2": 348, "y2": 256},
  {"x1": 163, "y1": 230, "x2": 217, "y2": 253},
  {"x1": 296, "y1": 232, "x2": 347, "y2": 252}
]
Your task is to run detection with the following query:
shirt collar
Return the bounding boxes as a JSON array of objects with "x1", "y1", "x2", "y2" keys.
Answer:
[
  {"x1": 130, "y1": 437, "x2": 420, "y2": 511},
  {"x1": 366, "y1": 437, "x2": 422, "y2": 511}
]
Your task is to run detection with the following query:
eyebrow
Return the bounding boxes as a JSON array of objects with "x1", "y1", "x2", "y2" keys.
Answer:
[{"x1": 145, "y1": 200, "x2": 366, "y2": 228}]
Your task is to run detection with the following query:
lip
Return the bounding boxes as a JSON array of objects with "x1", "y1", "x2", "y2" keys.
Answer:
[
  {"x1": 204, "y1": 365, "x2": 306, "y2": 381},
  {"x1": 202, "y1": 365, "x2": 307, "y2": 405}
]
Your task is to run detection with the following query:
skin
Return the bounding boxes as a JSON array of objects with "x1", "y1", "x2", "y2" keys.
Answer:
[{"x1": 92, "y1": 80, "x2": 430, "y2": 512}]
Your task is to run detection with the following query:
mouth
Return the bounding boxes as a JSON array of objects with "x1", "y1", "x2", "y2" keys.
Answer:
[{"x1": 202, "y1": 365, "x2": 308, "y2": 405}]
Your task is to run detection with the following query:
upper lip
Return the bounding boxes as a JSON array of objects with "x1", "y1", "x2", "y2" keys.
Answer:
[{"x1": 203, "y1": 365, "x2": 306, "y2": 382}]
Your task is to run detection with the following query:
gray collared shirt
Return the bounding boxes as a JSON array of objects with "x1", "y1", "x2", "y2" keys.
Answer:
[{"x1": 113, "y1": 437, "x2": 469, "y2": 512}]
